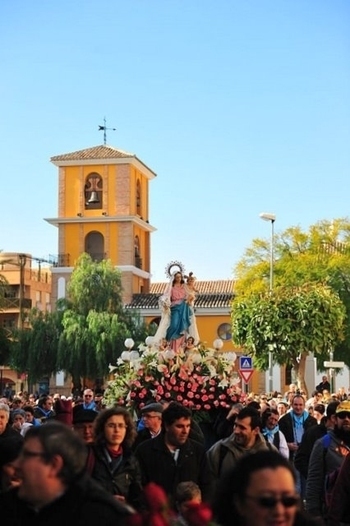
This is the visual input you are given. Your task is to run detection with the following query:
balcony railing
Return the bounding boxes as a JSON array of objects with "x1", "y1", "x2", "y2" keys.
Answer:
[
  {"x1": 3, "y1": 298, "x2": 32, "y2": 310},
  {"x1": 51, "y1": 254, "x2": 70, "y2": 267}
]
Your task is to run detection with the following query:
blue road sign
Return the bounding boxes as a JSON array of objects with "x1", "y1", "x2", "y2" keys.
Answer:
[{"x1": 239, "y1": 356, "x2": 253, "y2": 370}]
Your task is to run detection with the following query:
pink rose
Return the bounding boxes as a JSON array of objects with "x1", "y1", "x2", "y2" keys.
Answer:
[
  {"x1": 183, "y1": 502, "x2": 213, "y2": 526},
  {"x1": 143, "y1": 483, "x2": 168, "y2": 511}
]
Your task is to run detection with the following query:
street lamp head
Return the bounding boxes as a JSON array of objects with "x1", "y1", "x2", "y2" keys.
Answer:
[
  {"x1": 213, "y1": 338, "x2": 224, "y2": 351},
  {"x1": 260, "y1": 212, "x2": 276, "y2": 222}
]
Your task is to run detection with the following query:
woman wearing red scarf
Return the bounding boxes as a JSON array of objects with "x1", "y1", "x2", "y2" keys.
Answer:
[{"x1": 87, "y1": 406, "x2": 143, "y2": 511}]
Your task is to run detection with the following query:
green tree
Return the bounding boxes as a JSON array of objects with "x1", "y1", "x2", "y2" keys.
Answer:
[
  {"x1": 234, "y1": 218, "x2": 350, "y2": 366},
  {"x1": 231, "y1": 284, "x2": 345, "y2": 395},
  {"x1": 57, "y1": 253, "x2": 143, "y2": 391},
  {"x1": 232, "y1": 218, "x2": 350, "y2": 393},
  {"x1": 64, "y1": 253, "x2": 125, "y2": 316},
  {"x1": 10, "y1": 308, "x2": 62, "y2": 387}
]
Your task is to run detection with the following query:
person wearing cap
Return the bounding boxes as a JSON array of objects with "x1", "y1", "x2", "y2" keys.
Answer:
[
  {"x1": 133, "y1": 402, "x2": 163, "y2": 449},
  {"x1": 73, "y1": 406, "x2": 98, "y2": 444},
  {"x1": 305, "y1": 400, "x2": 350, "y2": 519}
]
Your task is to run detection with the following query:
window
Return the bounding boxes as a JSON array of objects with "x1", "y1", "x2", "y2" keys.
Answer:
[{"x1": 217, "y1": 323, "x2": 232, "y2": 341}]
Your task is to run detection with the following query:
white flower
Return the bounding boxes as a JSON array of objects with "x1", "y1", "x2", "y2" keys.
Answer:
[
  {"x1": 191, "y1": 353, "x2": 202, "y2": 364},
  {"x1": 219, "y1": 378, "x2": 229, "y2": 388},
  {"x1": 207, "y1": 365, "x2": 217, "y2": 377},
  {"x1": 164, "y1": 349, "x2": 175, "y2": 360},
  {"x1": 224, "y1": 352, "x2": 237, "y2": 362}
]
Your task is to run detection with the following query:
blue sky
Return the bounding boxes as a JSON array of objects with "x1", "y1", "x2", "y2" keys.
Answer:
[{"x1": 1, "y1": 1, "x2": 349, "y2": 282}]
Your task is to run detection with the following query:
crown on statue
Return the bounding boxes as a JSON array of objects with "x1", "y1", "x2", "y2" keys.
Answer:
[{"x1": 164, "y1": 260, "x2": 185, "y2": 279}]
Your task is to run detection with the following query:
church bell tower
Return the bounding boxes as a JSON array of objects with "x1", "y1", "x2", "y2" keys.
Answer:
[{"x1": 45, "y1": 144, "x2": 156, "y2": 305}]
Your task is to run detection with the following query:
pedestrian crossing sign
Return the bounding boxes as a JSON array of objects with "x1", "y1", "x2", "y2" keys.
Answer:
[{"x1": 239, "y1": 356, "x2": 253, "y2": 370}]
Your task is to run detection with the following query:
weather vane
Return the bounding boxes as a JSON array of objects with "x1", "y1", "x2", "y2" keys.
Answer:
[{"x1": 98, "y1": 117, "x2": 116, "y2": 145}]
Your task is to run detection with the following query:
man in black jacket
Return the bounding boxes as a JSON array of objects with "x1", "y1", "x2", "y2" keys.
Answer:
[
  {"x1": 135, "y1": 402, "x2": 212, "y2": 507},
  {"x1": 0, "y1": 421, "x2": 133, "y2": 526},
  {"x1": 294, "y1": 400, "x2": 339, "y2": 480},
  {"x1": 315, "y1": 375, "x2": 331, "y2": 394},
  {"x1": 278, "y1": 394, "x2": 317, "y2": 499}
]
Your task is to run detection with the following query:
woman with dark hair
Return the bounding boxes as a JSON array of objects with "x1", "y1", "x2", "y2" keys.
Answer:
[
  {"x1": 212, "y1": 450, "x2": 323, "y2": 526},
  {"x1": 88, "y1": 406, "x2": 143, "y2": 510}
]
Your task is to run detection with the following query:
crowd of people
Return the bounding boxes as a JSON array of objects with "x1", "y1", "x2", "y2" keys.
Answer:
[{"x1": 1, "y1": 379, "x2": 350, "y2": 525}]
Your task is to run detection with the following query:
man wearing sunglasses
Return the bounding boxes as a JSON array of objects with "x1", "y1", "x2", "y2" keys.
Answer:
[
  {"x1": 305, "y1": 400, "x2": 350, "y2": 520},
  {"x1": 82, "y1": 389, "x2": 98, "y2": 411}
]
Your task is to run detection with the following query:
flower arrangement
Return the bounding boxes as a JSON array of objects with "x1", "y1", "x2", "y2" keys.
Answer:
[
  {"x1": 126, "y1": 482, "x2": 218, "y2": 526},
  {"x1": 104, "y1": 342, "x2": 243, "y2": 415}
]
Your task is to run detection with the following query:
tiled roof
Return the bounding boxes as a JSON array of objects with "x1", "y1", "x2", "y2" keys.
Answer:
[
  {"x1": 150, "y1": 280, "x2": 234, "y2": 295},
  {"x1": 126, "y1": 280, "x2": 235, "y2": 310},
  {"x1": 50, "y1": 145, "x2": 134, "y2": 161}
]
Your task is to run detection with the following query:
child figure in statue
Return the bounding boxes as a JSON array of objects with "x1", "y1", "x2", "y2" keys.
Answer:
[{"x1": 185, "y1": 272, "x2": 200, "y2": 344}]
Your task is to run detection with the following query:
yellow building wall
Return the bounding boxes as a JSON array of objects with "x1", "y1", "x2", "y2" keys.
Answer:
[{"x1": 58, "y1": 163, "x2": 150, "y2": 275}]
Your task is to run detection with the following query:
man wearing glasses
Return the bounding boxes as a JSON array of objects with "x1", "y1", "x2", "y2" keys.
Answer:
[
  {"x1": 306, "y1": 400, "x2": 350, "y2": 520},
  {"x1": 0, "y1": 421, "x2": 133, "y2": 523},
  {"x1": 82, "y1": 389, "x2": 97, "y2": 411},
  {"x1": 133, "y1": 402, "x2": 163, "y2": 449}
]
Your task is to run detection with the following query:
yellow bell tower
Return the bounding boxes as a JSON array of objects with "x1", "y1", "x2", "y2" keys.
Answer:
[{"x1": 45, "y1": 144, "x2": 156, "y2": 305}]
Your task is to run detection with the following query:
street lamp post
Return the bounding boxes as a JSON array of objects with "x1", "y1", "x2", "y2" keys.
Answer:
[{"x1": 259, "y1": 212, "x2": 276, "y2": 393}]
